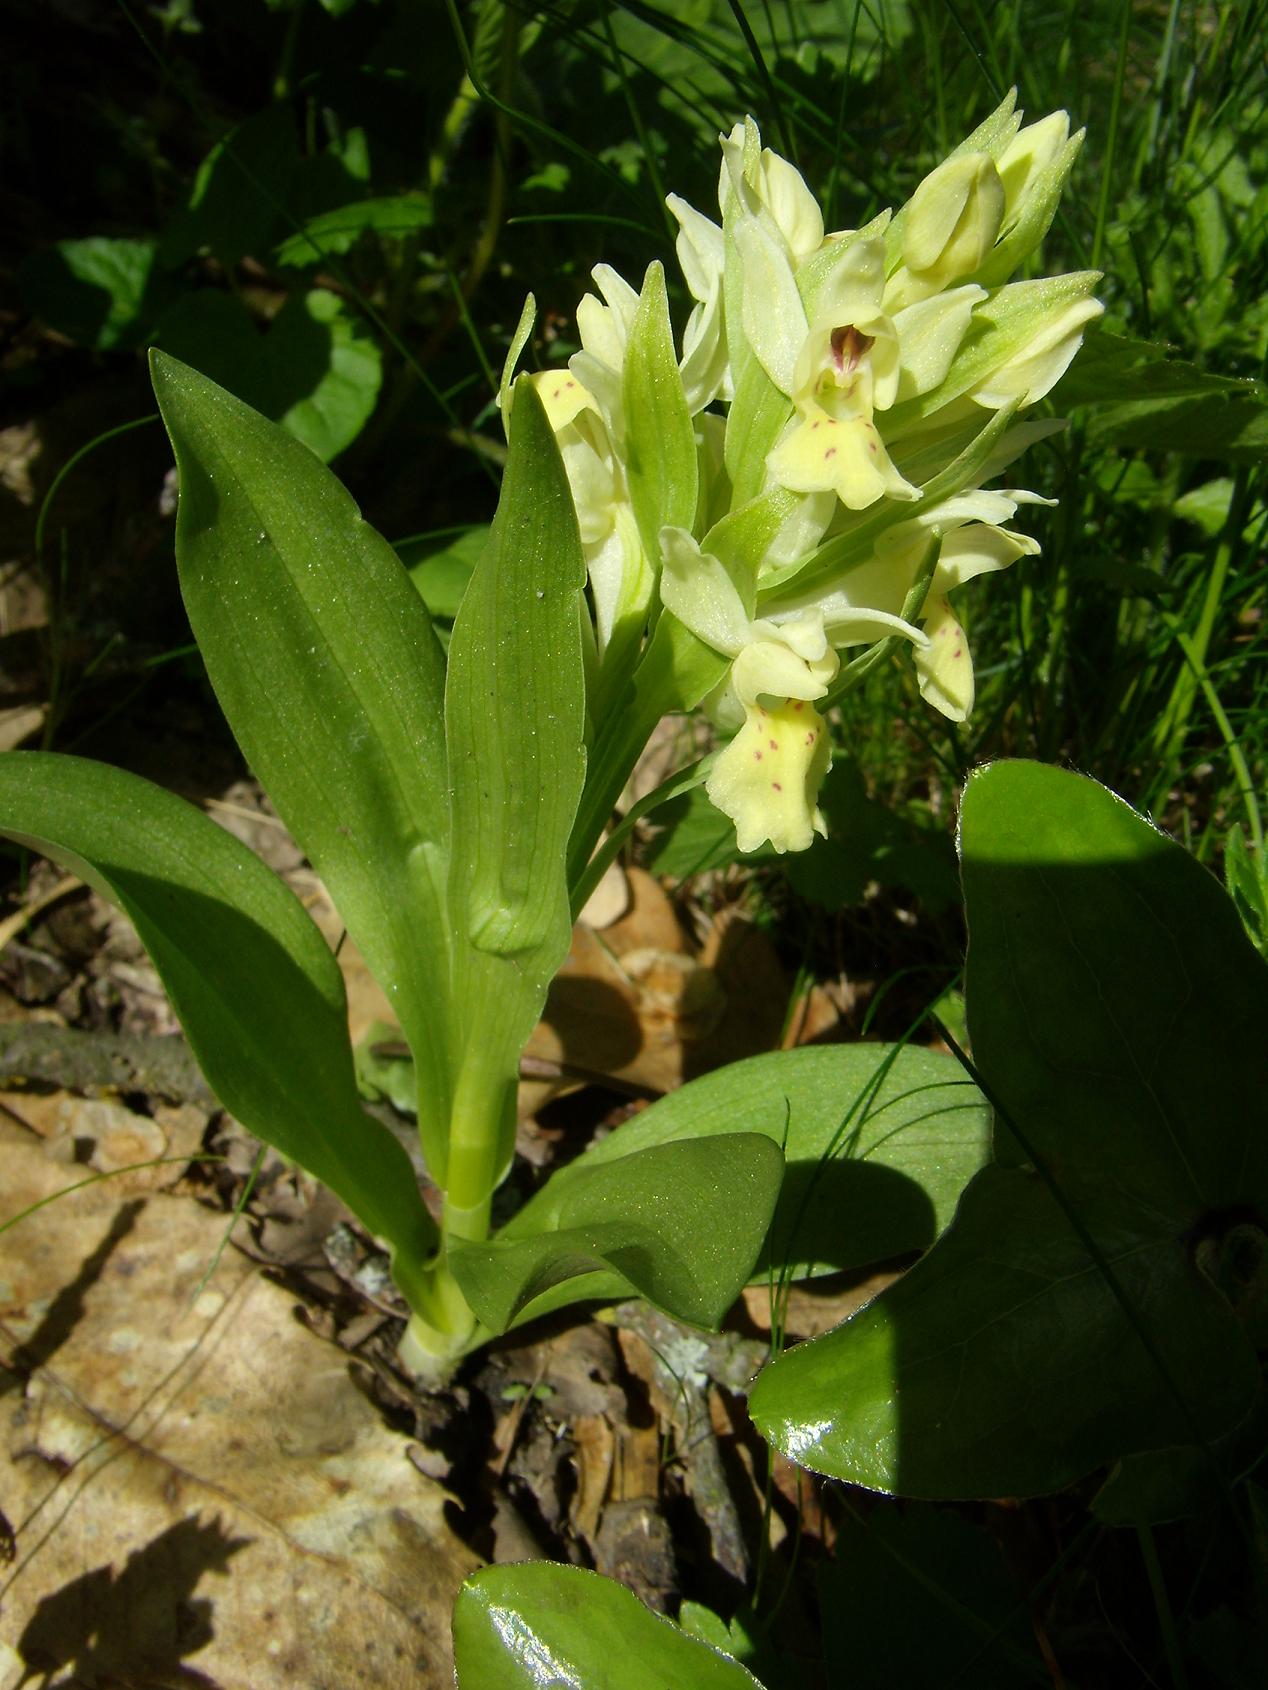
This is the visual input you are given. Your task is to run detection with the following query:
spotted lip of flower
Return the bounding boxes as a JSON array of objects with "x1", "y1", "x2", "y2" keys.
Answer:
[
  {"x1": 762, "y1": 239, "x2": 919, "y2": 512},
  {"x1": 707, "y1": 667, "x2": 835, "y2": 855}
]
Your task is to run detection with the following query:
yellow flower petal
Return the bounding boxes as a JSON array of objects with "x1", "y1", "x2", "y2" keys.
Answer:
[
  {"x1": 767, "y1": 406, "x2": 917, "y2": 510},
  {"x1": 915, "y1": 596, "x2": 975, "y2": 722},
  {"x1": 707, "y1": 694, "x2": 832, "y2": 854}
]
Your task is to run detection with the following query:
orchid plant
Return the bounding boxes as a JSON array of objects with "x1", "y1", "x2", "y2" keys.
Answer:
[{"x1": 0, "y1": 93, "x2": 1098, "y2": 1377}]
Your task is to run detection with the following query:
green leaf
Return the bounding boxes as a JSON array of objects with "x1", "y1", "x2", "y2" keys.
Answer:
[
  {"x1": 19, "y1": 238, "x2": 179, "y2": 351},
  {"x1": 449, "y1": 1133, "x2": 783, "y2": 1332},
  {"x1": 0, "y1": 753, "x2": 437, "y2": 1298},
  {"x1": 1053, "y1": 330, "x2": 1252, "y2": 407},
  {"x1": 622, "y1": 260, "x2": 698, "y2": 560},
  {"x1": 396, "y1": 525, "x2": 487, "y2": 621},
  {"x1": 264, "y1": 289, "x2": 383, "y2": 461},
  {"x1": 1051, "y1": 331, "x2": 1268, "y2": 460},
  {"x1": 275, "y1": 194, "x2": 433, "y2": 266},
  {"x1": 150, "y1": 352, "x2": 455, "y2": 1176},
  {"x1": 1226, "y1": 825, "x2": 1268, "y2": 955},
  {"x1": 750, "y1": 762, "x2": 1268, "y2": 1498},
  {"x1": 453, "y1": 1563, "x2": 767, "y2": 1689},
  {"x1": 446, "y1": 380, "x2": 586, "y2": 962},
  {"x1": 161, "y1": 104, "x2": 300, "y2": 269},
  {"x1": 1092, "y1": 1387, "x2": 1268, "y2": 1524},
  {"x1": 154, "y1": 289, "x2": 383, "y2": 462},
  {"x1": 443, "y1": 378, "x2": 588, "y2": 1204},
  {"x1": 556, "y1": 1043, "x2": 989, "y2": 1282},
  {"x1": 1084, "y1": 393, "x2": 1268, "y2": 461},
  {"x1": 819, "y1": 1503, "x2": 1047, "y2": 1688}
]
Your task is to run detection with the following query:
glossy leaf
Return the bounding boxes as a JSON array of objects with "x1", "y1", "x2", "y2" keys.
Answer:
[
  {"x1": 453, "y1": 1563, "x2": 766, "y2": 1689},
  {"x1": 559, "y1": 1043, "x2": 990, "y2": 1280},
  {"x1": 751, "y1": 762, "x2": 1268, "y2": 1498},
  {"x1": 150, "y1": 352, "x2": 455, "y2": 1171},
  {"x1": 449, "y1": 1133, "x2": 783, "y2": 1332},
  {"x1": 0, "y1": 753, "x2": 437, "y2": 1302},
  {"x1": 444, "y1": 378, "x2": 588, "y2": 1204}
]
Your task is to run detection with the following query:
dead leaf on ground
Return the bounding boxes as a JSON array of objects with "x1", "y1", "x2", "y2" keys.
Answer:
[
  {"x1": 0, "y1": 1118, "x2": 478, "y2": 1688},
  {"x1": 523, "y1": 869, "x2": 789, "y2": 1108}
]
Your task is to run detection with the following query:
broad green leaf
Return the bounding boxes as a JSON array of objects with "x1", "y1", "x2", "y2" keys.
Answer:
[
  {"x1": 19, "y1": 238, "x2": 179, "y2": 351},
  {"x1": 150, "y1": 353, "x2": 455, "y2": 1174},
  {"x1": 819, "y1": 1503, "x2": 1047, "y2": 1688},
  {"x1": 752, "y1": 1165, "x2": 1257, "y2": 1498},
  {"x1": 449, "y1": 1133, "x2": 783, "y2": 1332},
  {"x1": 751, "y1": 763, "x2": 1268, "y2": 1498},
  {"x1": 1092, "y1": 1387, "x2": 1268, "y2": 1525},
  {"x1": 274, "y1": 194, "x2": 433, "y2": 265},
  {"x1": 0, "y1": 753, "x2": 437, "y2": 1302},
  {"x1": 264, "y1": 289, "x2": 383, "y2": 461},
  {"x1": 154, "y1": 290, "x2": 383, "y2": 462},
  {"x1": 453, "y1": 1564, "x2": 766, "y2": 1689},
  {"x1": 622, "y1": 260, "x2": 698, "y2": 561},
  {"x1": 444, "y1": 379, "x2": 588, "y2": 1203},
  {"x1": 965, "y1": 763, "x2": 1268, "y2": 1209},
  {"x1": 562, "y1": 1044, "x2": 989, "y2": 1280}
]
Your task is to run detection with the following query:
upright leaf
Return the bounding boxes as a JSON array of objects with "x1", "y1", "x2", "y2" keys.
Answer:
[
  {"x1": 444, "y1": 379, "x2": 587, "y2": 1209},
  {"x1": 150, "y1": 353, "x2": 455, "y2": 1176},
  {"x1": 0, "y1": 754, "x2": 437, "y2": 1304}
]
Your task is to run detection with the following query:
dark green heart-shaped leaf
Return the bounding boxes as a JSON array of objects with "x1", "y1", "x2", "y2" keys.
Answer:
[
  {"x1": 453, "y1": 1563, "x2": 766, "y2": 1689},
  {"x1": 151, "y1": 352, "x2": 455, "y2": 1176},
  {"x1": 818, "y1": 1502, "x2": 1048, "y2": 1687},
  {"x1": 751, "y1": 762, "x2": 1268, "y2": 1498},
  {"x1": 449, "y1": 1133, "x2": 783, "y2": 1333},
  {"x1": 0, "y1": 753, "x2": 437, "y2": 1302}
]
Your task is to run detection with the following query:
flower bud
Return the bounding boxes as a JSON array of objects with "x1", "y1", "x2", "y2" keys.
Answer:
[
  {"x1": 997, "y1": 111, "x2": 1071, "y2": 224},
  {"x1": 902, "y1": 152, "x2": 1005, "y2": 288}
]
